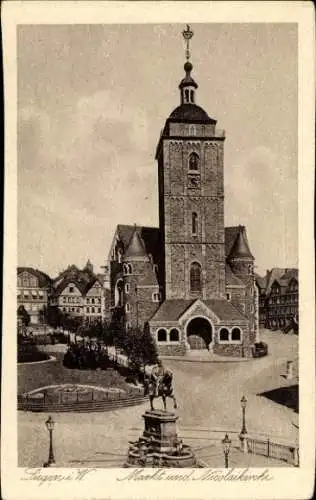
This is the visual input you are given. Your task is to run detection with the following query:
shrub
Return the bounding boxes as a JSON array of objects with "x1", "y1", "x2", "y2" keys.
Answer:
[{"x1": 18, "y1": 344, "x2": 50, "y2": 363}]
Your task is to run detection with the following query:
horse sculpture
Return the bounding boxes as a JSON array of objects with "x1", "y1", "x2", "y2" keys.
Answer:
[{"x1": 144, "y1": 370, "x2": 178, "y2": 411}]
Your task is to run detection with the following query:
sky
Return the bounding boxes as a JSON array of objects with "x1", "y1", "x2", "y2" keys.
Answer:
[{"x1": 17, "y1": 23, "x2": 298, "y2": 277}]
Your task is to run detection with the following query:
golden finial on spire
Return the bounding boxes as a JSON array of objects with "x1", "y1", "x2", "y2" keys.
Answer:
[{"x1": 182, "y1": 24, "x2": 194, "y2": 61}]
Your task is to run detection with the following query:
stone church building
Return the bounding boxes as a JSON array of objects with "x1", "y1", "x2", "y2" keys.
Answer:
[{"x1": 108, "y1": 28, "x2": 259, "y2": 357}]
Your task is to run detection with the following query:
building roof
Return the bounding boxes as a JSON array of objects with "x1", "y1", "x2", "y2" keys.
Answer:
[
  {"x1": 52, "y1": 264, "x2": 104, "y2": 297},
  {"x1": 124, "y1": 227, "x2": 149, "y2": 260},
  {"x1": 116, "y1": 224, "x2": 161, "y2": 267},
  {"x1": 149, "y1": 299, "x2": 196, "y2": 322},
  {"x1": 255, "y1": 273, "x2": 267, "y2": 290},
  {"x1": 227, "y1": 226, "x2": 254, "y2": 260},
  {"x1": 54, "y1": 277, "x2": 88, "y2": 296},
  {"x1": 116, "y1": 225, "x2": 252, "y2": 264},
  {"x1": 17, "y1": 267, "x2": 52, "y2": 287},
  {"x1": 178, "y1": 62, "x2": 198, "y2": 89},
  {"x1": 96, "y1": 273, "x2": 105, "y2": 284},
  {"x1": 150, "y1": 298, "x2": 247, "y2": 323},
  {"x1": 168, "y1": 103, "x2": 216, "y2": 123},
  {"x1": 257, "y1": 268, "x2": 298, "y2": 295},
  {"x1": 224, "y1": 227, "x2": 241, "y2": 257},
  {"x1": 204, "y1": 299, "x2": 248, "y2": 321}
]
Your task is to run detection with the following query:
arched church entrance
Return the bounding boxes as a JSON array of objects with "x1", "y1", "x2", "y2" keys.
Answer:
[{"x1": 186, "y1": 317, "x2": 213, "y2": 350}]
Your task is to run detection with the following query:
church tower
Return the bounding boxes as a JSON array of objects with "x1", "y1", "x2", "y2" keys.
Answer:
[{"x1": 155, "y1": 25, "x2": 226, "y2": 301}]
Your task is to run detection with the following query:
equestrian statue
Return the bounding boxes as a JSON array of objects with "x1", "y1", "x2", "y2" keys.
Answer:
[{"x1": 144, "y1": 359, "x2": 177, "y2": 411}]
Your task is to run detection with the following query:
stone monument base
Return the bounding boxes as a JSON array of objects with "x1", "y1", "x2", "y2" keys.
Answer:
[{"x1": 124, "y1": 410, "x2": 201, "y2": 467}]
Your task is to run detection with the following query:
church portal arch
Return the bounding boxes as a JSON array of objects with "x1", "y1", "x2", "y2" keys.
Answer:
[{"x1": 185, "y1": 316, "x2": 213, "y2": 350}]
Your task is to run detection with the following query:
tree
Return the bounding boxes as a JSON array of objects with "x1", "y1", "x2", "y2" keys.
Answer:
[
  {"x1": 141, "y1": 322, "x2": 158, "y2": 366},
  {"x1": 17, "y1": 305, "x2": 30, "y2": 332},
  {"x1": 124, "y1": 326, "x2": 144, "y2": 384},
  {"x1": 110, "y1": 314, "x2": 126, "y2": 350},
  {"x1": 39, "y1": 305, "x2": 48, "y2": 326},
  {"x1": 87, "y1": 319, "x2": 103, "y2": 339},
  {"x1": 46, "y1": 305, "x2": 62, "y2": 329}
]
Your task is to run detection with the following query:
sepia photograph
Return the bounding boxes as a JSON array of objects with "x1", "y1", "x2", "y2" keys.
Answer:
[{"x1": 2, "y1": 2, "x2": 315, "y2": 500}]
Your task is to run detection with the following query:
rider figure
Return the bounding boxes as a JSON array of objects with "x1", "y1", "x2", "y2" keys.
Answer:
[{"x1": 151, "y1": 359, "x2": 165, "y2": 397}]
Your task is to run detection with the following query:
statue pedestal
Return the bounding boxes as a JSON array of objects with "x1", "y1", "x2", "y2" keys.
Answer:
[
  {"x1": 142, "y1": 410, "x2": 178, "y2": 453},
  {"x1": 124, "y1": 410, "x2": 201, "y2": 468}
]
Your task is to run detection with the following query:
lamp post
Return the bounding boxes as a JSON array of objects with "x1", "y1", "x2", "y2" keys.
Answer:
[
  {"x1": 240, "y1": 395, "x2": 248, "y2": 434},
  {"x1": 221, "y1": 433, "x2": 231, "y2": 468},
  {"x1": 43, "y1": 416, "x2": 55, "y2": 467},
  {"x1": 239, "y1": 395, "x2": 248, "y2": 453}
]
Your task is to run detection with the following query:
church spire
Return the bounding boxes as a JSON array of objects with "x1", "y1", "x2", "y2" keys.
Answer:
[
  {"x1": 179, "y1": 25, "x2": 198, "y2": 105},
  {"x1": 124, "y1": 226, "x2": 149, "y2": 261}
]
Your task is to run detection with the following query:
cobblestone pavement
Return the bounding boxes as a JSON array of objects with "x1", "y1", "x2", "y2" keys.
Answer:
[{"x1": 18, "y1": 330, "x2": 298, "y2": 468}]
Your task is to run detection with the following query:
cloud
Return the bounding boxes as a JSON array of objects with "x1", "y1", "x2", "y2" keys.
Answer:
[
  {"x1": 18, "y1": 90, "x2": 157, "y2": 274},
  {"x1": 224, "y1": 146, "x2": 298, "y2": 274}
]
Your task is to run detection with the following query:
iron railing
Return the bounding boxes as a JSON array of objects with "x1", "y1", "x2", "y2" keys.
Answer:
[{"x1": 246, "y1": 436, "x2": 299, "y2": 466}]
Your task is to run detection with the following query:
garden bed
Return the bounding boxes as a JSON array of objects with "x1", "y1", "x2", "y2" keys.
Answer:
[{"x1": 18, "y1": 352, "x2": 142, "y2": 396}]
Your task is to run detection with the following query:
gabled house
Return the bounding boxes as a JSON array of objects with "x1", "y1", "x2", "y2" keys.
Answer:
[
  {"x1": 255, "y1": 268, "x2": 299, "y2": 331},
  {"x1": 17, "y1": 267, "x2": 52, "y2": 324}
]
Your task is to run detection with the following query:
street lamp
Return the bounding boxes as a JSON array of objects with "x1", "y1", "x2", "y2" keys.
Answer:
[
  {"x1": 240, "y1": 395, "x2": 248, "y2": 434},
  {"x1": 221, "y1": 433, "x2": 231, "y2": 468},
  {"x1": 43, "y1": 416, "x2": 56, "y2": 467}
]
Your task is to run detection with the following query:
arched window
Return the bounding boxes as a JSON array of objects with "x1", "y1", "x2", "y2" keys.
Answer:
[
  {"x1": 190, "y1": 90, "x2": 195, "y2": 103},
  {"x1": 115, "y1": 279, "x2": 124, "y2": 307},
  {"x1": 231, "y1": 327, "x2": 241, "y2": 341},
  {"x1": 123, "y1": 263, "x2": 132, "y2": 275},
  {"x1": 125, "y1": 303, "x2": 131, "y2": 313},
  {"x1": 190, "y1": 262, "x2": 202, "y2": 292},
  {"x1": 157, "y1": 329, "x2": 167, "y2": 342},
  {"x1": 192, "y1": 212, "x2": 198, "y2": 235},
  {"x1": 117, "y1": 249, "x2": 123, "y2": 263},
  {"x1": 219, "y1": 328, "x2": 229, "y2": 342},
  {"x1": 184, "y1": 89, "x2": 189, "y2": 102},
  {"x1": 189, "y1": 152, "x2": 199, "y2": 171},
  {"x1": 170, "y1": 328, "x2": 179, "y2": 342},
  {"x1": 125, "y1": 283, "x2": 130, "y2": 294},
  {"x1": 152, "y1": 292, "x2": 161, "y2": 303}
]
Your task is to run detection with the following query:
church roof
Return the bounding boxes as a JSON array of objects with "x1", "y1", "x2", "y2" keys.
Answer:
[
  {"x1": 225, "y1": 226, "x2": 254, "y2": 260},
  {"x1": 124, "y1": 227, "x2": 149, "y2": 260},
  {"x1": 168, "y1": 103, "x2": 216, "y2": 123},
  {"x1": 115, "y1": 224, "x2": 161, "y2": 266},
  {"x1": 178, "y1": 62, "x2": 198, "y2": 89},
  {"x1": 149, "y1": 298, "x2": 247, "y2": 323},
  {"x1": 149, "y1": 299, "x2": 196, "y2": 322},
  {"x1": 224, "y1": 227, "x2": 241, "y2": 257},
  {"x1": 204, "y1": 299, "x2": 248, "y2": 321}
]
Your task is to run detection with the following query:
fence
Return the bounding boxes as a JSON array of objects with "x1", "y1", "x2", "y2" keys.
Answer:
[
  {"x1": 17, "y1": 392, "x2": 148, "y2": 413},
  {"x1": 246, "y1": 436, "x2": 299, "y2": 466}
]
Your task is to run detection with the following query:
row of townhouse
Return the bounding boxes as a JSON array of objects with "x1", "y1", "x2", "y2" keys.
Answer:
[
  {"x1": 17, "y1": 260, "x2": 110, "y2": 325},
  {"x1": 255, "y1": 268, "x2": 299, "y2": 331}
]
